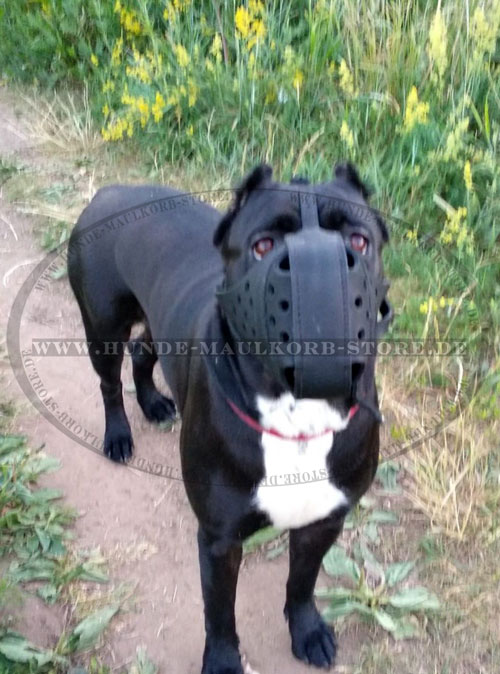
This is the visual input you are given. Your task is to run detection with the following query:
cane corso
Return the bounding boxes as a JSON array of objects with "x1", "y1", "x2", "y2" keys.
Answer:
[{"x1": 68, "y1": 163, "x2": 391, "y2": 673}]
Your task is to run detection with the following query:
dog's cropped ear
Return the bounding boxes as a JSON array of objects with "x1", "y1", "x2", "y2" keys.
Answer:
[
  {"x1": 213, "y1": 164, "x2": 272, "y2": 248},
  {"x1": 375, "y1": 212, "x2": 389, "y2": 243},
  {"x1": 334, "y1": 162, "x2": 389, "y2": 242},
  {"x1": 334, "y1": 162, "x2": 370, "y2": 199}
]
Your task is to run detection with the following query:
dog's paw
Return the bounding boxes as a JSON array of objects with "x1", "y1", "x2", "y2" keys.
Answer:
[
  {"x1": 103, "y1": 426, "x2": 134, "y2": 462},
  {"x1": 201, "y1": 642, "x2": 243, "y2": 674},
  {"x1": 139, "y1": 392, "x2": 176, "y2": 424},
  {"x1": 286, "y1": 603, "x2": 337, "y2": 669}
]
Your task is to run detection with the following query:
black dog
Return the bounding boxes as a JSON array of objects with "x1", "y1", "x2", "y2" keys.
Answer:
[{"x1": 68, "y1": 163, "x2": 391, "y2": 673}]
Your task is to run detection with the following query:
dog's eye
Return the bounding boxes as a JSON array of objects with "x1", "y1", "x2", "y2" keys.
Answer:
[
  {"x1": 350, "y1": 233, "x2": 368, "y2": 255},
  {"x1": 253, "y1": 237, "x2": 274, "y2": 260}
]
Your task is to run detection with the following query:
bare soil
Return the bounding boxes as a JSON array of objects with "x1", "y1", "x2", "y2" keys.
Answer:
[{"x1": 0, "y1": 90, "x2": 372, "y2": 674}]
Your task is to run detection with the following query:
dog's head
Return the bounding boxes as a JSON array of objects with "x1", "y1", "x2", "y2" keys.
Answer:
[{"x1": 214, "y1": 163, "x2": 392, "y2": 400}]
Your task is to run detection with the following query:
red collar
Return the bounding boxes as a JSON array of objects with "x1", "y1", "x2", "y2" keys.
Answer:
[{"x1": 225, "y1": 397, "x2": 359, "y2": 442}]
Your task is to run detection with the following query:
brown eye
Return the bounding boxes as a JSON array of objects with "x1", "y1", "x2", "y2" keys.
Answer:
[
  {"x1": 253, "y1": 237, "x2": 274, "y2": 260},
  {"x1": 350, "y1": 233, "x2": 368, "y2": 255}
]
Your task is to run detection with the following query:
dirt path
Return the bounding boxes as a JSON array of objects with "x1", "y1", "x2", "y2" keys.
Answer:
[{"x1": 0, "y1": 89, "x2": 367, "y2": 673}]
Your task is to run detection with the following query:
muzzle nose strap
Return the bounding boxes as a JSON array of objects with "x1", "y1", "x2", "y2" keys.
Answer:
[{"x1": 299, "y1": 190, "x2": 320, "y2": 229}]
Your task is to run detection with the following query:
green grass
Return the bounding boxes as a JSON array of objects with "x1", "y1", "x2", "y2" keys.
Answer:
[
  {"x1": 1, "y1": 0, "x2": 498, "y2": 360},
  {"x1": 0, "y1": 422, "x2": 155, "y2": 672}
]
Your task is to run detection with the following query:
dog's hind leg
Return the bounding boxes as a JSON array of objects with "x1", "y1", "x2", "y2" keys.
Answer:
[
  {"x1": 128, "y1": 327, "x2": 176, "y2": 423},
  {"x1": 284, "y1": 517, "x2": 344, "y2": 668},
  {"x1": 76, "y1": 299, "x2": 134, "y2": 462}
]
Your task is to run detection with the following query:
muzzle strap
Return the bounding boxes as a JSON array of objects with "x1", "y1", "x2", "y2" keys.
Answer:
[{"x1": 299, "y1": 190, "x2": 321, "y2": 230}]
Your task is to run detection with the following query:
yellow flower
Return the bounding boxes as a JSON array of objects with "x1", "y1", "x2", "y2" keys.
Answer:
[
  {"x1": 293, "y1": 69, "x2": 304, "y2": 92},
  {"x1": 102, "y1": 103, "x2": 110, "y2": 117},
  {"x1": 439, "y1": 296, "x2": 446, "y2": 309},
  {"x1": 440, "y1": 206, "x2": 473, "y2": 253},
  {"x1": 136, "y1": 97, "x2": 150, "y2": 127},
  {"x1": 205, "y1": 58, "x2": 215, "y2": 73},
  {"x1": 403, "y1": 86, "x2": 429, "y2": 132},
  {"x1": 101, "y1": 116, "x2": 132, "y2": 142},
  {"x1": 427, "y1": 8, "x2": 447, "y2": 83},
  {"x1": 187, "y1": 124, "x2": 194, "y2": 137},
  {"x1": 249, "y1": 0, "x2": 264, "y2": 13},
  {"x1": 442, "y1": 118, "x2": 469, "y2": 162},
  {"x1": 235, "y1": 6, "x2": 251, "y2": 39},
  {"x1": 406, "y1": 228, "x2": 418, "y2": 243},
  {"x1": 111, "y1": 38, "x2": 123, "y2": 68},
  {"x1": 210, "y1": 34, "x2": 223, "y2": 63},
  {"x1": 119, "y1": 8, "x2": 141, "y2": 36},
  {"x1": 167, "y1": 89, "x2": 180, "y2": 107},
  {"x1": 340, "y1": 120, "x2": 354, "y2": 150},
  {"x1": 265, "y1": 84, "x2": 277, "y2": 104},
  {"x1": 284, "y1": 46, "x2": 294, "y2": 66},
  {"x1": 152, "y1": 92, "x2": 166, "y2": 123},
  {"x1": 471, "y1": 6, "x2": 499, "y2": 65},
  {"x1": 187, "y1": 78, "x2": 198, "y2": 107},
  {"x1": 463, "y1": 160, "x2": 473, "y2": 191},
  {"x1": 338, "y1": 59, "x2": 357, "y2": 97},
  {"x1": 419, "y1": 301, "x2": 429, "y2": 314},
  {"x1": 174, "y1": 44, "x2": 190, "y2": 69},
  {"x1": 102, "y1": 79, "x2": 115, "y2": 93},
  {"x1": 252, "y1": 18, "x2": 266, "y2": 41},
  {"x1": 164, "y1": 0, "x2": 192, "y2": 22},
  {"x1": 90, "y1": 53, "x2": 99, "y2": 67}
]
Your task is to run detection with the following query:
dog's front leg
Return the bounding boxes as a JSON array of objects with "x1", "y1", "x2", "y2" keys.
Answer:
[
  {"x1": 198, "y1": 527, "x2": 243, "y2": 674},
  {"x1": 285, "y1": 517, "x2": 344, "y2": 669}
]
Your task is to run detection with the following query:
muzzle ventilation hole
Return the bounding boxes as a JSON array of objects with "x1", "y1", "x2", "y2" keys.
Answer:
[
  {"x1": 355, "y1": 296, "x2": 362, "y2": 307},
  {"x1": 280, "y1": 300, "x2": 289, "y2": 312},
  {"x1": 358, "y1": 329, "x2": 365, "y2": 339},
  {"x1": 279, "y1": 255, "x2": 290, "y2": 271},
  {"x1": 346, "y1": 251, "x2": 356, "y2": 268}
]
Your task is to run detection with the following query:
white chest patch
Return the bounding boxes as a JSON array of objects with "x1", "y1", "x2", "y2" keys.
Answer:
[{"x1": 254, "y1": 393, "x2": 350, "y2": 529}]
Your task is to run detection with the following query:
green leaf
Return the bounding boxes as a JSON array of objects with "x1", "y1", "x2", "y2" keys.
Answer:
[
  {"x1": 368, "y1": 510, "x2": 398, "y2": 524},
  {"x1": 0, "y1": 631, "x2": 65, "y2": 666},
  {"x1": 37, "y1": 583, "x2": 59, "y2": 604},
  {"x1": 243, "y1": 526, "x2": 282, "y2": 554},
  {"x1": 129, "y1": 646, "x2": 157, "y2": 674},
  {"x1": 68, "y1": 604, "x2": 119, "y2": 652},
  {"x1": 385, "y1": 561, "x2": 415, "y2": 588},
  {"x1": 323, "y1": 545, "x2": 360, "y2": 583},
  {"x1": 374, "y1": 609, "x2": 399, "y2": 633},
  {"x1": 78, "y1": 562, "x2": 109, "y2": 583},
  {"x1": 389, "y1": 587, "x2": 440, "y2": 611},
  {"x1": 391, "y1": 616, "x2": 419, "y2": 640},
  {"x1": 31, "y1": 488, "x2": 63, "y2": 503},
  {"x1": 315, "y1": 586, "x2": 356, "y2": 600},
  {"x1": 9, "y1": 558, "x2": 56, "y2": 583},
  {"x1": 363, "y1": 521, "x2": 380, "y2": 543},
  {"x1": 35, "y1": 527, "x2": 52, "y2": 552},
  {"x1": 375, "y1": 461, "x2": 400, "y2": 492},
  {"x1": 322, "y1": 599, "x2": 371, "y2": 621}
]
